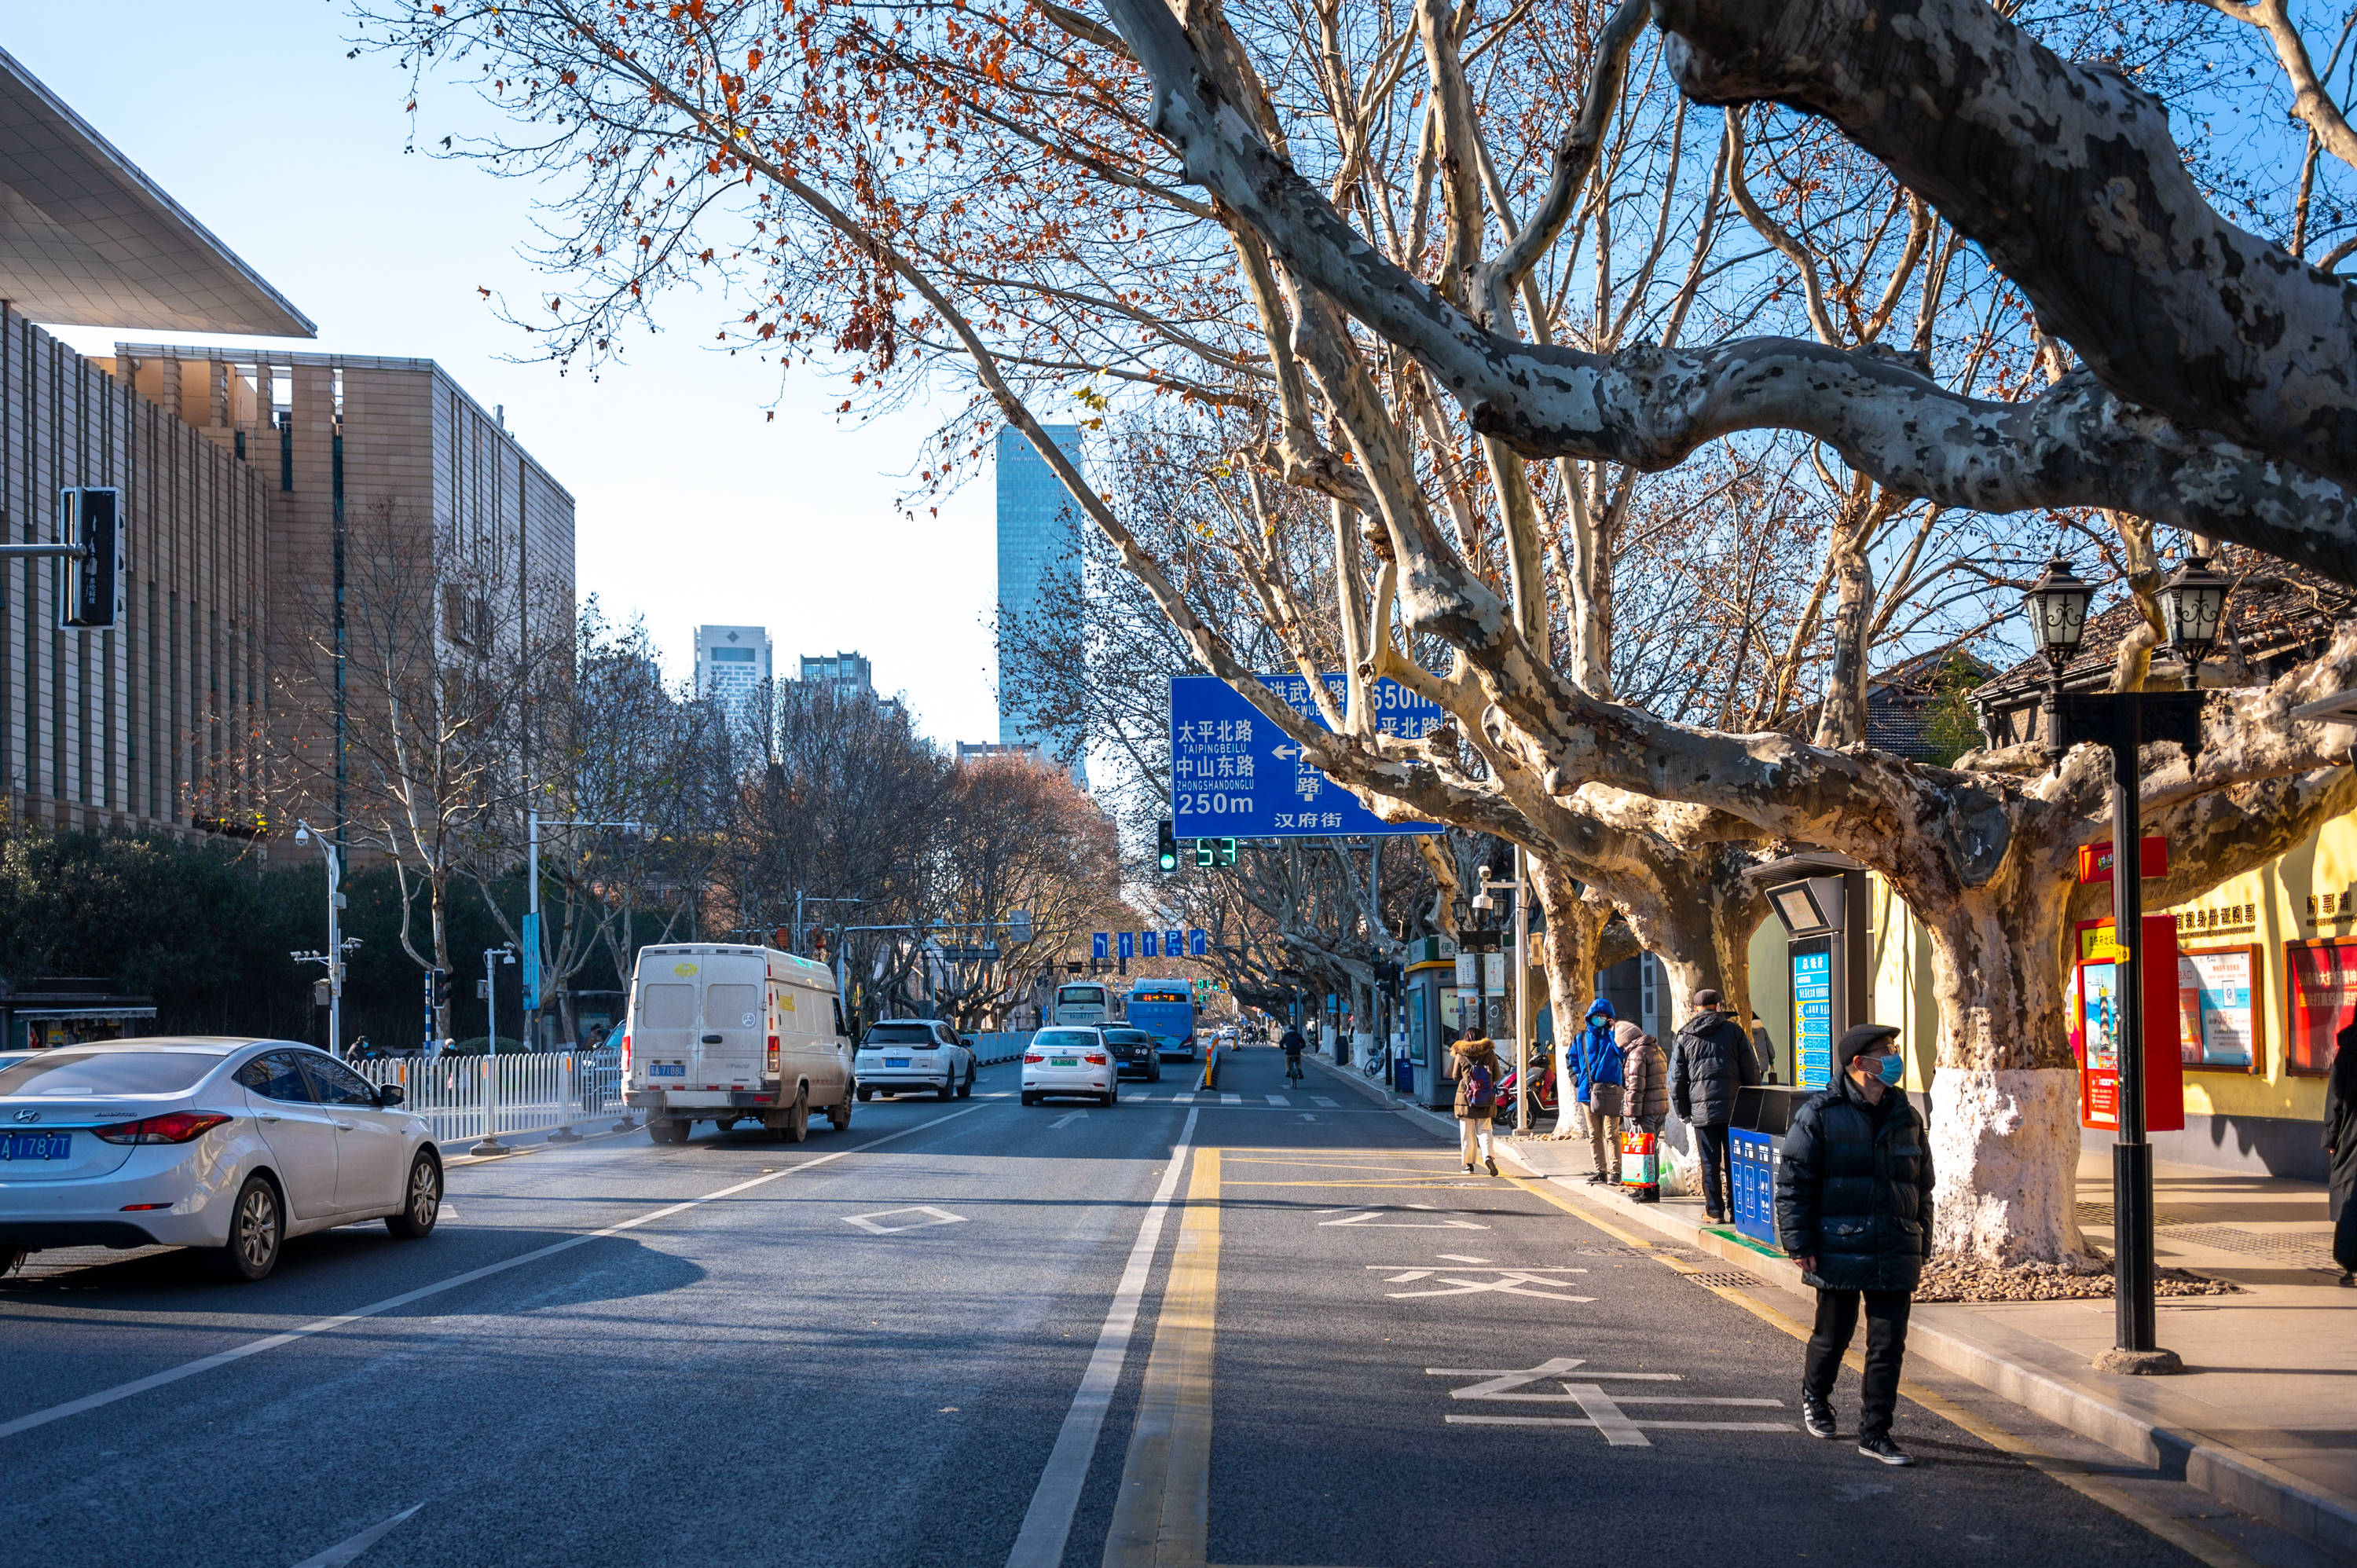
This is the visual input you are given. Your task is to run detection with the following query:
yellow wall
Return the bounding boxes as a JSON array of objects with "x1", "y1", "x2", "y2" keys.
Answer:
[{"x1": 1845, "y1": 811, "x2": 2357, "y2": 1125}]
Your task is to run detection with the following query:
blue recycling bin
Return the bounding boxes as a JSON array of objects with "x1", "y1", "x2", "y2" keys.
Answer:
[{"x1": 1728, "y1": 1086, "x2": 1803, "y2": 1246}]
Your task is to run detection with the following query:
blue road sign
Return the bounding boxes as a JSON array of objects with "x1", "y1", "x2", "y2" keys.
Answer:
[
  {"x1": 1143, "y1": 931, "x2": 1160, "y2": 958},
  {"x1": 1118, "y1": 931, "x2": 1135, "y2": 961},
  {"x1": 1164, "y1": 928, "x2": 1183, "y2": 958},
  {"x1": 1189, "y1": 929, "x2": 1208, "y2": 958},
  {"x1": 1092, "y1": 932, "x2": 1109, "y2": 962},
  {"x1": 1170, "y1": 674, "x2": 1442, "y2": 838}
]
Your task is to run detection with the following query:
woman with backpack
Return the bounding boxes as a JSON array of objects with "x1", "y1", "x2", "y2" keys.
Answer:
[{"x1": 1452, "y1": 1028, "x2": 1504, "y2": 1175}]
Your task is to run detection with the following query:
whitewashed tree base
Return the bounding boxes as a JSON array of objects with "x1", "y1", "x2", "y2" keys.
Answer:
[{"x1": 1930, "y1": 1066, "x2": 2096, "y2": 1268}]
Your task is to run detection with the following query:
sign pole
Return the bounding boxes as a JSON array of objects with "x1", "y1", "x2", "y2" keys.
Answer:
[{"x1": 1513, "y1": 844, "x2": 1528, "y2": 1135}]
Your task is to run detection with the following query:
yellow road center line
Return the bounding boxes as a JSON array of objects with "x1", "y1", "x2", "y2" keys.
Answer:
[
  {"x1": 1501, "y1": 1174, "x2": 2262, "y2": 1568},
  {"x1": 1104, "y1": 1148, "x2": 1221, "y2": 1568}
]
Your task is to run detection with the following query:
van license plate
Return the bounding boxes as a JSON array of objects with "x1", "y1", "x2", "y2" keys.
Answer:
[
  {"x1": 650, "y1": 1064, "x2": 684, "y2": 1078},
  {"x1": 1, "y1": 1132, "x2": 71, "y2": 1160}
]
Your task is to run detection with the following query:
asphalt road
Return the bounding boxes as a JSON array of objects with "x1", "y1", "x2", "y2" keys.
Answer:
[{"x1": 0, "y1": 1048, "x2": 2326, "y2": 1568}]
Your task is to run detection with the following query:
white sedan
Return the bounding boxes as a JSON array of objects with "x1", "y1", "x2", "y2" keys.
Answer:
[
  {"x1": 1021, "y1": 1027, "x2": 1117, "y2": 1106},
  {"x1": 0, "y1": 1038, "x2": 443, "y2": 1282}
]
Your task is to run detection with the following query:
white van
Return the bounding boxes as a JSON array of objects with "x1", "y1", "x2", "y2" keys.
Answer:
[{"x1": 621, "y1": 943, "x2": 852, "y2": 1144}]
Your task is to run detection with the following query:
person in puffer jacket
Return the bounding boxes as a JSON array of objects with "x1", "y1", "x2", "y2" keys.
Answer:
[
  {"x1": 1774, "y1": 1023, "x2": 1933, "y2": 1468},
  {"x1": 1571, "y1": 998, "x2": 1626, "y2": 1183},
  {"x1": 1616, "y1": 1019, "x2": 1668, "y2": 1125},
  {"x1": 1450, "y1": 1030, "x2": 1503, "y2": 1176}
]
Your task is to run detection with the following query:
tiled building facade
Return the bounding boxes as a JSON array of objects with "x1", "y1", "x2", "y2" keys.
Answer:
[{"x1": 1, "y1": 305, "x2": 269, "y2": 834}]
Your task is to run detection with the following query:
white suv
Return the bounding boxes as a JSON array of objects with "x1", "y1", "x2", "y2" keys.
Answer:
[{"x1": 855, "y1": 1020, "x2": 977, "y2": 1101}]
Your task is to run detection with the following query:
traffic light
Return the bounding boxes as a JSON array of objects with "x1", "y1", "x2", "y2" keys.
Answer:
[
  {"x1": 427, "y1": 968, "x2": 451, "y2": 1010},
  {"x1": 1217, "y1": 837, "x2": 1237, "y2": 866},
  {"x1": 1157, "y1": 819, "x2": 1177, "y2": 873},
  {"x1": 1193, "y1": 837, "x2": 1215, "y2": 868},
  {"x1": 57, "y1": 487, "x2": 122, "y2": 631}
]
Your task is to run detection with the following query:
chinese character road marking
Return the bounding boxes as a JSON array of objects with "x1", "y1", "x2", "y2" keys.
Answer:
[
  {"x1": 1373, "y1": 1266, "x2": 1593, "y2": 1301},
  {"x1": 843, "y1": 1206, "x2": 968, "y2": 1235},
  {"x1": 1424, "y1": 1359, "x2": 1791, "y2": 1446}
]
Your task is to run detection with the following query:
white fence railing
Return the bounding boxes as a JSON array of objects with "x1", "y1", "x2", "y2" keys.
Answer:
[{"x1": 356, "y1": 1049, "x2": 626, "y2": 1149}]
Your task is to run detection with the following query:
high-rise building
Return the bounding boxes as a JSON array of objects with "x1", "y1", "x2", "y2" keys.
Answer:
[
  {"x1": 799, "y1": 650, "x2": 873, "y2": 700},
  {"x1": 695, "y1": 625, "x2": 773, "y2": 723},
  {"x1": 995, "y1": 424, "x2": 1084, "y2": 780}
]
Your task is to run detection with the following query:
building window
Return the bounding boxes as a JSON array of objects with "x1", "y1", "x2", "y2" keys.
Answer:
[{"x1": 2284, "y1": 939, "x2": 2357, "y2": 1075}]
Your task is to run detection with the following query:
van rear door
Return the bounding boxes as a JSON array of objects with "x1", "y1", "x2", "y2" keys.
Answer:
[
  {"x1": 694, "y1": 955, "x2": 767, "y2": 1089},
  {"x1": 633, "y1": 975, "x2": 697, "y2": 1086}
]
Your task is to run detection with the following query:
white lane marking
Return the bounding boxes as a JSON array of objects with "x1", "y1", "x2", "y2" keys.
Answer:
[
  {"x1": 1435, "y1": 1253, "x2": 1490, "y2": 1263},
  {"x1": 1310, "y1": 1097, "x2": 1337, "y2": 1108},
  {"x1": 1266, "y1": 1094, "x2": 1290, "y2": 1106},
  {"x1": 1219, "y1": 1093, "x2": 1241, "y2": 1105},
  {"x1": 0, "y1": 1104, "x2": 991, "y2": 1443},
  {"x1": 1446, "y1": 1415, "x2": 1791, "y2": 1434},
  {"x1": 1171, "y1": 1094, "x2": 1195, "y2": 1104},
  {"x1": 1050, "y1": 1110, "x2": 1090, "y2": 1129},
  {"x1": 287, "y1": 1502, "x2": 423, "y2": 1566},
  {"x1": 438, "y1": 1207, "x2": 457, "y2": 1219},
  {"x1": 1003, "y1": 1108, "x2": 1200, "y2": 1568},
  {"x1": 844, "y1": 1206, "x2": 967, "y2": 1235}
]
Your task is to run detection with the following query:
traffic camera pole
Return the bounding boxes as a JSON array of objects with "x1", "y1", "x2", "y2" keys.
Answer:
[{"x1": 2106, "y1": 704, "x2": 2165, "y2": 1365}]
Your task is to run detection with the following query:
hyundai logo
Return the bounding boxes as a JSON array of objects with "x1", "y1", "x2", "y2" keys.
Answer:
[{"x1": 12, "y1": 1109, "x2": 39, "y2": 1123}]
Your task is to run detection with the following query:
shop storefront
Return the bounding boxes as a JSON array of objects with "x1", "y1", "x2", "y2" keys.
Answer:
[{"x1": 2, "y1": 978, "x2": 157, "y2": 1053}]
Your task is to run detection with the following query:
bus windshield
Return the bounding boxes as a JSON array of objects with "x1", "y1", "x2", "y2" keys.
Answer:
[{"x1": 1057, "y1": 986, "x2": 1106, "y2": 1006}]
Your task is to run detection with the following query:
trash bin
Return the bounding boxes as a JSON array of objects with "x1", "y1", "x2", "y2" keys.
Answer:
[{"x1": 1728, "y1": 1086, "x2": 1804, "y2": 1245}]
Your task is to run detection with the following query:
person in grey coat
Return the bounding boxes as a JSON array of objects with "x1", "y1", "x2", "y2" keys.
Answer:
[
  {"x1": 1669, "y1": 987, "x2": 1760, "y2": 1221},
  {"x1": 1775, "y1": 1023, "x2": 1934, "y2": 1467},
  {"x1": 2327, "y1": 1019, "x2": 2356, "y2": 1286}
]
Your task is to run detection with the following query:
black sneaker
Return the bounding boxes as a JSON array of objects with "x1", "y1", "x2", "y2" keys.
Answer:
[
  {"x1": 1485, "y1": 1156, "x2": 1499, "y2": 1176},
  {"x1": 1802, "y1": 1394, "x2": 1836, "y2": 1440},
  {"x1": 1857, "y1": 1435, "x2": 1916, "y2": 1467}
]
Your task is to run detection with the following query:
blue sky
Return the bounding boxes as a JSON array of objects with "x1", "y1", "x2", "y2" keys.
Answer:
[{"x1": 10, "y1": 2, "x2": 1002, "y2": 746}]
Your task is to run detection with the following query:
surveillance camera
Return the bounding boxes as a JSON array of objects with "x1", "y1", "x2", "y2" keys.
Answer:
[
  {"x1": 1471, "y1": 890, "x2": 1493, "y2": 912},
  {"x1": 294, "y1": 825, "x2": 311, "y2": 844}
]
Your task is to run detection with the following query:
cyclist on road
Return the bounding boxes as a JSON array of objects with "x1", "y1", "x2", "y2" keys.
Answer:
[{"x1": 1279, "y1": 1023, "x2": 1307, "y2": 1083}]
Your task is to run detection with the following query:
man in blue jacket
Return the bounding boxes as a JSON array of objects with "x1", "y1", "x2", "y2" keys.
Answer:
[
  {"x1": 1776, "y1": 1022, "x2": 1933, "y2": 1467},
  {"x1": 1571, "y1": 998, "x2": 1626, "y2": 1183}
]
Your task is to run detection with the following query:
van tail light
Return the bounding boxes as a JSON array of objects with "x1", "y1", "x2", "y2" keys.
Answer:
[
  {"x1": 766, "y1": 1035, "x2": 782, "y2": 1073},
  {"x1": 94, "y1": 1111, "x2": 229, "y2": 1145},
  {"x1": 1083, "y1": 1053, "x2": 1109, "y2": 1065},
  {"x1": 621, "y1": 1032, "x2": 632, "y2": 1078}
]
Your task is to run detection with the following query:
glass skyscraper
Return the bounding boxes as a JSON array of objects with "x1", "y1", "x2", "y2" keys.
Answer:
[{"x1": 995, "y1": 424, "x2": 1086, "y2": 778}]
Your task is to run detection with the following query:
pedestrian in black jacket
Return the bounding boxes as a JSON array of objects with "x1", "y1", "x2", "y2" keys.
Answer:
[
  {"x1": 2326, "y1": 1019, "x2": 2357, "y2": 1285},
  {"x1": 1668, "y1": 988, "x2": 1759, "y2": 1221},
  {"x1": 1775, "y1": 1022, "x2": 1934, "y2": 1467}
]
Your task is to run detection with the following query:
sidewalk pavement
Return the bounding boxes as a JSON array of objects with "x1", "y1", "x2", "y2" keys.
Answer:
[{"x1": 1300, "y1": 1046, "x2": 2355, "y2": 1561}]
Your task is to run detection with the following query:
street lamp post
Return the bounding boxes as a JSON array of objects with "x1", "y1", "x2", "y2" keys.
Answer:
[
  {"x1": 2158, "y1": 555, "x2": 2232, "y2": 691},
  {"x1": 525, "y1": 811, "x2": 646, "y2": 1050},
  {"x1": 291, "y1": 821, "x2": 352, "y2": 1060},
  {"x1": 472, "y1": 944, "x2": 518, "y2": 1156},
  {"x1": 2029, "y1": 562, "x2": 2216, "y2": 1374},
  {"x1": 1474, "y1": 852, "x2": 1530, "y2": 1134}
]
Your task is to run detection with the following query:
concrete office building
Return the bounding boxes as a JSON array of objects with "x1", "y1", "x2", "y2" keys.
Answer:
[
  {"x1": 0, "y1": 46, "x2": 309, "y2": 835},
  {"x1": 695, "y1": 624, "x2": 773, "y2": 721},
  {"x1": 995, "y1": 423, "x2": 1084, "y2": 780},
  {"x1": 799, "y1": 650, "x2": 872, "y2": 700}
]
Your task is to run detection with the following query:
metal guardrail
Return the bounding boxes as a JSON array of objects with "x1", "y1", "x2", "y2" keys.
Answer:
[{"x1": 355, "y1": 1048, "x2": 626, "y2": 1149}]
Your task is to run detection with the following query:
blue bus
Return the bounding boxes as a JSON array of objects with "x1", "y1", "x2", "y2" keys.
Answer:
[{"x1": 1126, "y1": 980, "x2": 1197, "y2": 1061}]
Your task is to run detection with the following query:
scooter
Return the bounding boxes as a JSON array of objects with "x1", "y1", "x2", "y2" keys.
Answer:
[{"x1": 1496, "y1": 1050, "x2": 1558, "y2": 1126}]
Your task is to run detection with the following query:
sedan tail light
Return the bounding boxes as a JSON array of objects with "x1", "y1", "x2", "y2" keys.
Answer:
[
  {"x1": 1023, "y1": 1053, "x2": 1045, "y2": 1064},
  {"x1": 1083, "y1": 1053, "x2": 1109, "y2": 1065},
  {"x1": 93, "y1": 1111, "x2": 230, "y2": 1145}
]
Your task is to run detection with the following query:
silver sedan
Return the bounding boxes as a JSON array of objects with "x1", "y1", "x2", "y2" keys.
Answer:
[{"x1": 0, "y1": 1037, "x2": 443, "y2": 1282}]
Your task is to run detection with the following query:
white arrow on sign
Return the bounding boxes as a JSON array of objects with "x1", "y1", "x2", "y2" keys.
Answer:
[{"x1": 844, "y1": 1206, "x2": 968, "y2": 1235}]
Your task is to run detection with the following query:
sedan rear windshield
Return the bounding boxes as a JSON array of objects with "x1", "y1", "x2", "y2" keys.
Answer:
[
  {"x1": 0, "y1": 1050, "x2": 221, "y2": 1097},
  {"x1": 863, "y1": 1024, "x2": 940, "y2": 1046},
  {"x1": 1034, "y1": 1031, "x2": 1097, "y2": 1050}
]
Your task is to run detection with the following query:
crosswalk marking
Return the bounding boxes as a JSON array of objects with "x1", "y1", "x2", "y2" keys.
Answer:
[
  {"x1": 1311, "y1": 1097, "x2": 1337, "y2": 1108},
  {"x1": 1171, "y1": 1094, "x2": 1195, "y2": 1104},
  {"x1": 1266, "y1": 1094, "x2": 1290, "y2": 1106},
  {"x1": 1220, "y1": 1093, "x2": 1242, "y2": 1105}
]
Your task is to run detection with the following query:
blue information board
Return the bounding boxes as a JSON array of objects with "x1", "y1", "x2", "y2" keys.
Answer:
[
  {"x1": 1169, "y1": 673, "x2": 1442, "y2": 838},
  {"x1": 522, "y1": 912, "x2": 541, "y2": 1012},
  {"x1": 1791, "y1": 942, "x2": 1832, "y2": 1089}
]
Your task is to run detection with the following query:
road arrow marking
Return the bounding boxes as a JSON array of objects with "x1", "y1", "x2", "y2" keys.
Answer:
[
  {"x1": 844, "y1": 1206, "x2": 968, "y2": 1235},
  {"x1": 1050, "y1": 1110, "x2": 1090, "y2": 1129},
  {"x1": 1319, "y1": 1210, "x2": 1488, "y2": 1229},
  {"x1": 287, "y1": 1503, "x2": 423, "y2": 1567}
]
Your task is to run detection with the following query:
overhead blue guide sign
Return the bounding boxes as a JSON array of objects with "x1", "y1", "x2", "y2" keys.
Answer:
[{"x1": 1168, "y1": 673, "x2": 1442, "y2": 839}]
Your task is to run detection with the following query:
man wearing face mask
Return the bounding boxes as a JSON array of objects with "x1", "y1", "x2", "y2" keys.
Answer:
[{"x1": 1775, "y1": 1023, "x2": 1932, "y2": 1467}]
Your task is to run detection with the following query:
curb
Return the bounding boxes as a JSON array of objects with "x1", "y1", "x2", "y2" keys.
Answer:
[{"x1": 1502, "y1": 1154, "x2": 2357, "y2": 1565}]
